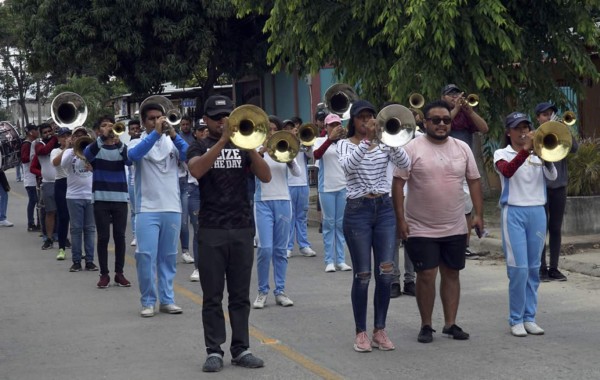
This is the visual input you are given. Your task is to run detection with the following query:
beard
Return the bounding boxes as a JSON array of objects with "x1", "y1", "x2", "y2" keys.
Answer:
[{"x1": 425, "y1": 127, "x2": 449, "y2": 141}]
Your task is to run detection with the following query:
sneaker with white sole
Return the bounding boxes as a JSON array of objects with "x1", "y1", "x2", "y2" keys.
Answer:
[
  {"x1": 325, "y1": 263, "x2": 336, "y2": 272},
  {"x1": 130, "y1": 238, "x2": 137, "y2": 246},
  {"x1": 0, "y1": 220, "x2": 14, "y2": 227},
  {"x1": 524, "y1": 322, "x2": 544, "y2": 335},
  {"x1": 336, "y1": 263, "x2": 352, "y2": 271},
  {"x1": 181, "y1": 251, "x2": 194, "y2": 264},
  {"x1": 299, "y1": 247, "x2": 316, "y2": 257},
  {"x1": 253, "y1": 292, "x2": 268, "y2": 309},
  {"x1": 372, "y1": 329, "x2": 395, "y2": 350},
  {"x1": 511, "y1": 323, "x2": 527, "y2": 337},
  {"x1": 354, "y1": 331, "x2": 372, "y2": 352},
  {"x1": 56, "y1": 248, "x2": 66, "y2": 261},
  {"x1": 190, "y1": 269, "x2": 200, "y2": 282},
  {"x1": 275, "y1": 292, "x2": 294, "y2": 307},
  {"x1": 140, "y1": 306, "x2": 155, "y2": 317},
  {"x1": 286, "y1": 250, "x2": 292, "y2": 258}
]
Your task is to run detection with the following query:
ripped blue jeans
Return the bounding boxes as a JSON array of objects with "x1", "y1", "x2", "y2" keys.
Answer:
[{"x1": 343, "y1": 195, "x2": 396, "y2": 333}]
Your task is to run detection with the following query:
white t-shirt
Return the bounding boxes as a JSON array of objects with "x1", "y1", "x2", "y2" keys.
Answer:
[
  {"x1": 314, "y1": 137, "x2": 346, "y2": 193},
  {"x1": 22, "y1": 140, "x2": 38, "y2": 188},
  {"x1": 61, "y1": 148, "x2": 93, "y2": 200},
  {"x1": 51, "y1": 148, "x2": 68, "y2": 180},
  {"x1": 287, "y1": 151, "x2": 308, "y2": 186},
  {"x1": 255, "y1": 154, "x2": 300, "y2": 201}
]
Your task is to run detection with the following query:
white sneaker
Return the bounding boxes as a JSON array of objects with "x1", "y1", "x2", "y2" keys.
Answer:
[
  {"x1": 511, "y1": 323, "x2": 527, "y2": 337},
  {"x1": 275, "y1": 293, "x2": 294, "y2": 307},
  {"x1": 190, "y1": 269, "x2": 200, "y2": 282},
  {"x1": 524, "y1": 322, "x2": 545, "y2": 335},
  {"x1": 140, "y1": 306, "x2": 155, "y2": 318},
  {"x1": 253, "y1": 293, "x2": 268, "y2": 309},
  {"x1": 0, "y1": 220, "x2": 14, "y2": 227},
  {"x1": 336, "y1": 263, "x2": 352, "y2": 271},
  {"x1": 299, "y1": 247, "x2": 316, "y2": 257},
  {"x1": 130, "y1": 238, "x2": 137, "y2": 246},
  {"x1": 181, "y1": 251, "x2": 194, "y2": 264},
  {"x1": 286, "y1": 250, "x2": 293, "y2": 258},
  {"x1": 325, "y1": 263, "x2": 336, "y2": 272}
]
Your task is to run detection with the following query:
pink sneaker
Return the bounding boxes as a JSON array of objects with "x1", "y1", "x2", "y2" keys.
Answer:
[
  {"x1": 372, "y1": 329, "x2": 395, "y2": 351},
  {"x1": 353, "y1": 331, "x2": 372, "y2": 352}
]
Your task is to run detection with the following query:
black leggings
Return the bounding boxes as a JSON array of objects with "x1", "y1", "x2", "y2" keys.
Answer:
[
  {"x1": 94, "y1": 201, "x2": 128, "y2": 275},
  {"x1": 542, "y1": 187, "x2": 566, "y2": 269}
]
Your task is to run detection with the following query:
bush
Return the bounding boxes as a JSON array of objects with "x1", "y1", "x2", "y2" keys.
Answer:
[{"x1": 567, "y1": 138, "x2": 600, "y2": 196}]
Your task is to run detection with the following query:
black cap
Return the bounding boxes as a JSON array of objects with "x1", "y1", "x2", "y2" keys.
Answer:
[
  {"x1": 534, "y1": 102, "x2": 558, "y2": 115},
  {"x1": 504, "y1": 112, "x2": 532, "y2": 129},
  {"x1": 350, "y1": 100, "x2": 376, "y2": 118},
  {"x1": 282, "y1": 119, "x2": 294, "y2": 127},
  {"x1": 441, "y1": 84, "x2": 461, "y2": 96},
  {"x1": 315, "y1": 110, "x2": 327, "y2": 121},
  {"x1": 204, "y1": 95, "x2": 234, "y2": 117}
]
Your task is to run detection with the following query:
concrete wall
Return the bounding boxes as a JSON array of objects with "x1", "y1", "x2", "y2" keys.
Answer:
[{"x1": 562, "y1": 196, "x2": 600, "y2": 236}]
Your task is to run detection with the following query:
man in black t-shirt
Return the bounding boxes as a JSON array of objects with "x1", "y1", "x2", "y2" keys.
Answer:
[{"x1": 187, "y1": 95, "x2": 271, "y2": 373}]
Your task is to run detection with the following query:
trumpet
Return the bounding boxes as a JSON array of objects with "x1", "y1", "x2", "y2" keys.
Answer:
[
  {"x1": 265, "y1": 130, "x2": 300, "y2": 163},
  {"x1": 408, "y1": 93, "x2": 425, "y2": 109},
  {"x1": 51, "y1": 92, "x2": 88, "y2": 130},
  {"x1": 112, "y1": 122, "x2": 126, "y2": 136},
  {"x1": 532, "y1": 120, "x2": 573, "y2": 162},
  {"x1": 139, "y1": 95, "x2": 182, "y2": 133},
  {"x1": 73, "y1": 135, "x2": 94, "y2": 161},
  {"x1": 229, "y1": 105, "x2": 270, "y2": 150},
  {"x1": 557, "y1": 111, "x2": 577, "y2": 126},
  {"x1": 298, "y1": 123, "x2": 318, "y2": 146},
  {"x1": 465, "y1": 94, "x2": 479, "y2": 107},
  {"x1": 324, "y1": 83, "x2": 358, "y2": 116},
  {"x1": 375, "y1": 104, "x2": 416, "y2": 147}
]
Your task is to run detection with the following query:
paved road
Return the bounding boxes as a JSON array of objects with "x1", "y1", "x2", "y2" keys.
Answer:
[{"x1": 1, "y1": 170, "x2": 599, "y2": 380}]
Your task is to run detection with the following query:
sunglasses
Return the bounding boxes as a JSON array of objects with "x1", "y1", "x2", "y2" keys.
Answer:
[
  {"x1": 425, "y1": 116, "x2": 452, "y2": 125},
  {"x1": 208, "y1": 113, "x2": 229, "y2": 121}
]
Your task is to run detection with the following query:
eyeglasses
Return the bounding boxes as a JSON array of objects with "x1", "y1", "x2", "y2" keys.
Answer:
[
  {"x1": 208, "y1": 113, "x2": 229, "y2": 121},
  {"x1": 425, "y1": 116, "x2": 452, "y2": 125}
]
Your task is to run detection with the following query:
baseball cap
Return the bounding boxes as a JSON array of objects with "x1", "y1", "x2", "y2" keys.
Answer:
[
  {"x1": 441, "y1": 84, "x2": 462, "y2": 96},
  {"x1": 315, "y1": 109, "x2": 327, "y2": 121},
  {"x1": 72, "y1": 126, "x2": 89, "y2": 136},
  {"x1": 534, "y1": 102, "x2": 558, "y2": 115},
  {"x1": 324, "y1": 114, "x2": 342, "y2": 125},
  {"x1": 282, "y1": 119, "x2": 295, "y2": 127},
  {"x1": 504, "y1": 112, "x2": 532, "y2": 129},
  {"x1": 350, "y1": 100, "x2": 376, "y2": 118},
  {"x1": 25, "y1": 124, "x2": 38, "y2": 132},
  {"x1": 57, "y1": 127, "x2": 72, "y2": 137},
  {"x1": 204, "y1": 95, "x2": 233, "y2": 117}
]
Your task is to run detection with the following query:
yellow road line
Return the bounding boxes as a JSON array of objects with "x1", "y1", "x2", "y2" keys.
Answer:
[{"x1": 123, "y1": 255, "x2": 342, "y2": 380}]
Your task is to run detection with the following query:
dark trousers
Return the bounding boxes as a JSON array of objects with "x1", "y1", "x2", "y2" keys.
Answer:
[
  {"x1": 542, "y1": 187, "x2": 567, "y2": 269},
  {"x1": 25, "y1": 186, "x2": 38, "y2": 226},
  {"x1": 198, "y1": 227, "x2": 254, "y2": 358},
  {"x1": 94, "y1": 201, "x2": 128, "y2": 275},
  {"x1": 55, "y1": 178, "x2": 70, "y2": 249}
]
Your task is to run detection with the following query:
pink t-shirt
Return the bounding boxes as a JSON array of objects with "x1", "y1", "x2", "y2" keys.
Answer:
[{"x1": 393, "y1": 135, "x2": 480, "y2": 238}]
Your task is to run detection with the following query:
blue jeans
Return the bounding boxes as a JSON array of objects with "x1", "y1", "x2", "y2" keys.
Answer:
[
  {"x1": 135, "y1": 212, "x2": 181, "y2": 307},
  {"x1": 179, "y1": 177, "x2": 189, "y2": 251},
  {"x1": 0, "y1": 184, "x2": 8, "y2": 221},
  {"x1": 287, "y1": 185, "x2": 311, "y2": 250},
  {"x1": 66, "y1": 199, "x2": 96, "y2": 264},
  {"x1": 255, "y1": 200, "x2": 292, "y2": 295},
  {"x1": 343, "y1": 195, "x2": 396, "y2": 333},
  {"x1": 187, "y1": 183, "x2": 200, "y2": 269},
  {"x1": 319, "y1": 189, "x2": 347, "y2": 265},
  {"x1": 128, "y1": 184, "x2": 136, "y2": 239},
  {"x1": 25, "y1": 186, "x2": 38, "y2": 226}
]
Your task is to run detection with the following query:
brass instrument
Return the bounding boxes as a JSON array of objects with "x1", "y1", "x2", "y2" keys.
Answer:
[
  {"x1": 139, "y1": 95, "x2": 182, "y2": 133},
  {"x1": 324, "y1": 83, "x2": 358, "y2": 116},
  {"x1": 266, "y1": 130, "x2": 300, "y2": 163},
  {"x1": 229, "y1": 105, "x2": 270, "y2": 150},
  {"x1": 375, "y1": 104, "x2": 416, "y2": 147},
  {"x1": 532, "y1": 120, "x2": 573, "y2": 162},
  {"x1": 465, "y1": 94, "x2": 479, "y2": 107},
  {"x1": 112, "y1": 122, "x2": 126, "y2": 136},
  {"x1": 298, "y1": 123, "x2": 318, "y2": 146},
  {"x1": 51, "y1": 92, "x2": 88, "y2": 130},
  {"x1": 559, "y1": 111, "x2": 577, "y2": 126},
  {"x1": 73, "y1": 135, "x2": 94, "y2": 161},
  {"x1": 408, "y1": 93, "x2": 425, "y2": 109}
]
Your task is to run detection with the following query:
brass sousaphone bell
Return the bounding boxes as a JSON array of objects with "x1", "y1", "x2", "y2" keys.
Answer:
[
  {"x1": 375, "y1": 104, "x2": 416, "y2": 147},
  {"x1": 228, "y1": 105, "x2": 270, "y2": 150},
  {"x1": 266, "y1": 130, "x2": 300, "y2": 163},
  {"x1": 324, "y1": 83, "x2": 358, "y2": 117},
  {"x1": 532, "y1": 121, "x2": 573, "y2": 162},
  {"x1": 51, "y1": 92, "x2": 88, "y2": 130}
]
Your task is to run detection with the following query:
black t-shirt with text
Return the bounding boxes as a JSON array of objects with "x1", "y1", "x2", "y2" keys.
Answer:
[{"x1": 187, "y1": 137, "x2": 253, "y2": 229}]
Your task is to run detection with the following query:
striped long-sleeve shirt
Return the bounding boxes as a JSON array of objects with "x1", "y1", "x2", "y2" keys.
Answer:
[
  {"x1": 337, "y1": 139, "x2": 410, "y2": 200},
  {"x1": 84, "y1": 136, "x2": 131, "y2": 202}
]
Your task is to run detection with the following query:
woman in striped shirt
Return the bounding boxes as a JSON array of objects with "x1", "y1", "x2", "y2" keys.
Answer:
[{"x1": 336, "y1": 100, "x2": 411, "y2": 352}]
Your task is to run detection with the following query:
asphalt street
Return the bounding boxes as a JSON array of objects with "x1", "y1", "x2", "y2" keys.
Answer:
[{"x1": 1, "y1": 168, "x2": 599, "y2": 380}]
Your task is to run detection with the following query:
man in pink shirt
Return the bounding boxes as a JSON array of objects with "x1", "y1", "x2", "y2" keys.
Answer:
[{"x1": 392, "y1": 100, "x2": 484, "y2": 344}]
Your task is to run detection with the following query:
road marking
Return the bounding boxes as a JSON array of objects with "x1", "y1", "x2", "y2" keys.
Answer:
[{"x1": 123, "y1": 255, "x2": 343, "y2": 380}]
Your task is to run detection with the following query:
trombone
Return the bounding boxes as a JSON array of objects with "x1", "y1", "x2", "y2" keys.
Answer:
[
  {"x1": 51, "y1": 92, "x2": 88, "y2": 130},
  {"x1": 375, "y1": 104, "x2": 416, "y2": 147},
  {"x1": 265, "y1": 130, "x2": 300, "y2": 163},
  {"x1": 228, "y1": 105, "x2": 270, "y2": 150},
  {"x1": 324, "y1": 83, "x2": 358, "y2": 117}
]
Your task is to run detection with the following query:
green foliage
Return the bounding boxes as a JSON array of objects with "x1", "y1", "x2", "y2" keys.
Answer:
[{"x1": 567, "y1": 138, "x2": 600, "y2": 196}]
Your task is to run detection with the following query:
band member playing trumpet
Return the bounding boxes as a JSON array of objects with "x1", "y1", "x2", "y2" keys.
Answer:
[
  {"x1": 84, "y1": 116, "x2": 132, "y2": 288},
  {"x1": 337, "y1": 100, "x2": 411, "y2": 352},
  {"x1": 187, "y1": 95, "x2": 270, "y2": 372},
  {"x1": 494, "y1": 112, "x2": 557, "y2": 337}
]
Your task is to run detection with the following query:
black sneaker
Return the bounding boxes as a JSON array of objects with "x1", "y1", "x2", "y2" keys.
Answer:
[
  {"x1": 539, "y1": 267, "x2": 550, "y2": 282},
  {"x1": 390, "y1": 283, "x2": 402, "y2": 298},
  {"x1": 69, "y1": 262, "x2": 82, "y2": 272},
  {"x1": 28, "y1": 224, "x2": 40, "y2": 232},
  {"x1": 202, "y1": 355, "x2": 224, "y2": 372},
  {"x1": 403, "y1": 281, "x2": 416, "y2": 296},
  {"x1": 442, "y1": 324, "x2": 470, "y2": 340},
  {"x1": 65, "y1": 239, "x2": 71, "y2": 249},
  {"x1": 231, "y1": 351, "x2": 264, "y2": 368},
  {"x1": 85, "y1": 262, "x2": 99, "y2": 271},
  {"x1": 548, "y1": 268, "x2": 567, "y2": 281},
  {"x1": 465, "y1": 247, "x2": 479, "y2": 260},
  {"x1": 418, "y1": 325, "x2": 435, "y2": 343},
  {"x1": 41, "y1": 238, "x2": 53, "y2": 250}
]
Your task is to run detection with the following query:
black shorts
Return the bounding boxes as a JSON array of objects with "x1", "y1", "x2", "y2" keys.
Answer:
[{"x1": 405, "y1": 234, "x2": 467, "y2": 272}]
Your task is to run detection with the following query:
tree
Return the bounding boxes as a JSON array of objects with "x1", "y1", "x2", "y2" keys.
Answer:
[{"x1": 11, "y1": 0, "x2": 269, "y2": 101}]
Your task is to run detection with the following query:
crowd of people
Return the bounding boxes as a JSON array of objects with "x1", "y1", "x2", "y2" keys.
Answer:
[{"x1": 0, "y1": 85, "x2": 577, "y2": 373}]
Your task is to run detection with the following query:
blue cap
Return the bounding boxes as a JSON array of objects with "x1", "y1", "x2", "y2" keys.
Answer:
[
  {"x1": 350, "y1": 100, "x2": 376, "y2": 118},
  {"x1": 504, "y1": 112, "x2": 531, "y2": 129},
  {"x1": 534, "y1": 102, "x2": 558, "y2": 115},
  {"x1": 57, "y1": 127, "x2": 72, "y2": 136}
]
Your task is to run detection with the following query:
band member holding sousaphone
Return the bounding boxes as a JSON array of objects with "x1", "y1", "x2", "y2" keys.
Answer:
[
  {"x1": 84, "y1": 116, "x2": 131, "y2": 287},
  {"x1": 336, "y1": 99, "x2": 411, "y2": 352},
  {"x1": 187, "y1": 95, "x2": 270, "y2": 372}
]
